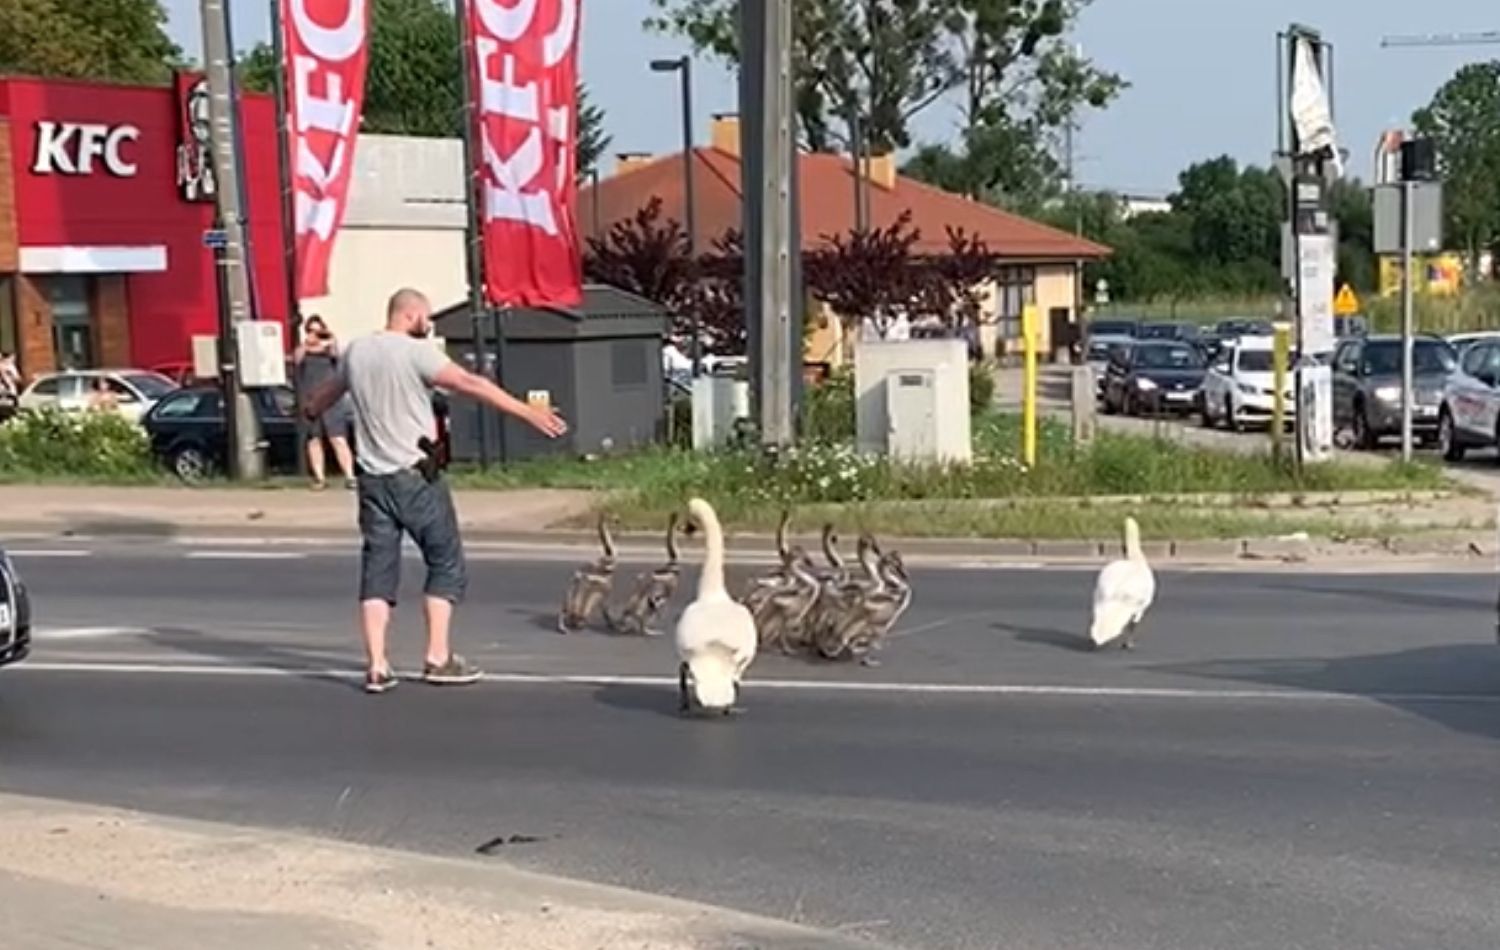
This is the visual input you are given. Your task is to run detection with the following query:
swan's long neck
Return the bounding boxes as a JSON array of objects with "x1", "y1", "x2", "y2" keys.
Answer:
[
  {"x1": 599, "y1": 517, "x2": 616, "y2": 560},
  {"x1": 822, "y1": 526, "x2": 842, "y2": 570},
  {"x1": 665, "y1": 514, "x2": 680, "y2": 566},
  {"x1": 776, "y1": 511, "x2": 790, "y2": 560},
  {"x1": 697, "y1": 508, "x2": 728, "y2": 599},
  {"x1": 1123, "y1": 520, "x2": 1143, "y2": 562}
]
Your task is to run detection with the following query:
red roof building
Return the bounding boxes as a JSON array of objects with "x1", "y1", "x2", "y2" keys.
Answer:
[{"x1": 578, "y1": 114, "x2": 1110, "y2": 362}]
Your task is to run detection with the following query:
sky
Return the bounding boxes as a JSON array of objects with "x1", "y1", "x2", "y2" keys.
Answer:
[{"x1": 161, "y1": 0, "x2": 1500, "y2": 195}]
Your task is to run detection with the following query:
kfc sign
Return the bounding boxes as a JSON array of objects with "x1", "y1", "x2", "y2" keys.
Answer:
[
  {"x1": 31, "y1": 121, "x2": 140, "y2": 177},
  {"x1": 467, "y1": 0, "x2": 583, "y2": 307},
  {"x1": 282, "y1": 0, "x2": 370, "y2": 299}
]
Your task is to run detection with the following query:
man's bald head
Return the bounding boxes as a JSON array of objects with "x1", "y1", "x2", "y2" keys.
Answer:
[{"x1": 386, "y1": 288, "x2": 432, "y2": 337}]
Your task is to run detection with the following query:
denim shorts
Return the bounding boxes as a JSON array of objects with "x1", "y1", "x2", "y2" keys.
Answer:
[{"x1": 356, "y1": 469, "x2": 466, "y2": 605}]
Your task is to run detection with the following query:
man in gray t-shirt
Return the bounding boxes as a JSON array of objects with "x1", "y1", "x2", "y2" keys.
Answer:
[{"x1": 304, "y1": 288, "x2": 567, "y2": 694}]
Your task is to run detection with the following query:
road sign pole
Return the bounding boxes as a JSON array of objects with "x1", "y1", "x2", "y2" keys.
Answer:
[
  {"x1": 1022, "y1": 304, "x2": 1038, "y2": 468},
  {"x1": 1400, "y1": 178, "x2": 1415, "y2": 463},
  {"x1": 1272, "y1": 323, "x2": 1290, "y2": 463}
]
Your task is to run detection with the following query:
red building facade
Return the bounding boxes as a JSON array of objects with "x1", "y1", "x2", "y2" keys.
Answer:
[{"x1": 0, "y1": 76, "x2": 288, "y2": 378}]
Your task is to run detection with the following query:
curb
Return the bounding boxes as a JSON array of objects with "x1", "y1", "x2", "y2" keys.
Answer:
[{"x1": 0, "y1": 519, "x2": 1492, "y2": 564}]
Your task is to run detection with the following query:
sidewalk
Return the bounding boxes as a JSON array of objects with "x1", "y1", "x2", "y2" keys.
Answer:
[
  {"x1": 0, "y1": 484, "x2": 597, "y2": 538},
  {"x1": 0, "y1": 793, "x2": 886, "y2": 950},
  {"x1": 0, "y1": 483, "x2": 1495, "y2": 565}
]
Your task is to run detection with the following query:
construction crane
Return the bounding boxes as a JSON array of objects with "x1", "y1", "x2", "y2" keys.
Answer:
[{"x1": 1380, "y1": 31, "x2": 1500, "y2": 48}]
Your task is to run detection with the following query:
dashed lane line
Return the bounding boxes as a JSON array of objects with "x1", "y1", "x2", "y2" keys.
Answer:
[{"x1": 11, "y1": 660, "x2": 1500, "y2": 706}]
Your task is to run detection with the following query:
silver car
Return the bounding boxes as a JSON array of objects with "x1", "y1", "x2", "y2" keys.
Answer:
[
  {"x1": 18, "y1": 369, "x2": 178, "y2": 424},
  {"x1": 1439, "y1": 338, "x2": 1500, "y2": 460}
]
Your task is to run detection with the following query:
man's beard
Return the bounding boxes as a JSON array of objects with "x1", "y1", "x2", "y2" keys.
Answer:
[{"x1": 408, "y1": 324, "x2": 430, "y2": 339}]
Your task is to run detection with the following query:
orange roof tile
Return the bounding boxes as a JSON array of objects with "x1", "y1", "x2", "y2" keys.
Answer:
[{"x1": 577, "y1": 146, "x2": 1110, "y2": 261}]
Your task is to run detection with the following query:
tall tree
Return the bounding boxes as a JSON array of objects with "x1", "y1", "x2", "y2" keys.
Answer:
[
  {"x1": 1413, "y1": 61, "x2": 1500, "y2": 272},
  {"x1": 645, "y1": 0, "x2": 1121, "y2": 154},
  {"x1": 240, "y1": 0, "x2": 609, "y2": 178},
  {"x1": 0, "y1": 0, "x2": 180, "y2": 84}
]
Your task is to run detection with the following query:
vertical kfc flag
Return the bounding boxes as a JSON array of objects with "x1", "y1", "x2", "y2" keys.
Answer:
[
  {"x1": 466, "y1": 0, "x2": 584, "y2": 308},
  {"x1": 282, "y1": 0, "x2": 371, "y2": 299}
]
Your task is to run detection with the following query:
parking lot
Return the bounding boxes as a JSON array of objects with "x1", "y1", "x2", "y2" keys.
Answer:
[{"x1": 993, "y1": 362, "x2": 1500, "y2": 498}]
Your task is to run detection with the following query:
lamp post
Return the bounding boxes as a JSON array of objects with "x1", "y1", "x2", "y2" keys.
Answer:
[{"x1": 650, "y1": 54, "x2": 701, "y2": 377}]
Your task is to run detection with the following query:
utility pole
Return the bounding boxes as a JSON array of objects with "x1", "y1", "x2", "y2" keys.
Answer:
[
  {"x1": 741, "y1": 0, "x2": 798, "y2": 448},
  {"x1": 201, "y1": 0, "x2": 263, "y2": 480}
]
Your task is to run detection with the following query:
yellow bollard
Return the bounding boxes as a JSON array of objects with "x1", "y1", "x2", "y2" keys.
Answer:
[
  {"x1": 1022, "y1": 304, "x2": 1039, "y2": 468},
  {"x1": 1271, "y1": 323, "x2": 1290, "y2": 462}
]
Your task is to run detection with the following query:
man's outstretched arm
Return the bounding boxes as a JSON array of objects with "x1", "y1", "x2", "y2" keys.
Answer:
[{"x1": 432, "y1": 363, "x2": 568, "y2": 438}]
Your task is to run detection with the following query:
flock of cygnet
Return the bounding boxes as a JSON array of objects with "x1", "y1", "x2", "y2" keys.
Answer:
[{"x1": 558, "y1": 498, "x2": 1157, "y2": 716}]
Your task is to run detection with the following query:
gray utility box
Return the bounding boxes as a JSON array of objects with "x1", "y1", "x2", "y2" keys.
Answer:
[{"x1": 433, "y1": 284, "x2": 669, "y2": 464}]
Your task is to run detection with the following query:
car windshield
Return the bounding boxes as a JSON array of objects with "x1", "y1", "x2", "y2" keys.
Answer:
[
  {"x1": 123, "y1": 373, "x2": 179, "y2": 400},
  {"x1": 1236, "y1": 351, "x2": 1299, "y2": 373},
  {"x1": 1135, "y1": 344, "x2": 1203, "y2": 370},
  {"x1": 1139, "y1": 324, "x2": 1196, "y2": 340},
  {"x1": 1090, "y1": 321, "x2": 1136, "y2": 337},
  {"x1": 1361, "y1": 341, "x2": 1456, "y2": 376},
  {"x1": 1087, "y1": 341, "x2": 1116, "y2": 360}
]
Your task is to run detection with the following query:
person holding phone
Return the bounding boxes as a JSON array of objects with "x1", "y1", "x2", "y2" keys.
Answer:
[
  {"x1": 302, "y1": 288, "x2": 568, "y2": 694},
  {"x1": 295, "y1": 315, "x2": 358, "y2": 490}
]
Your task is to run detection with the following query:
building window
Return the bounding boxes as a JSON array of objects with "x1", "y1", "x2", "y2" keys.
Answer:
[
  {"x1": 0, "y1": 277, "x2": 15, "y2": 359},
  {"x1": 995, "y1": 266, "x2": 1037, "y2": 341},
  {"x1": 44, "y1": 275, "x2": 93, "y2": 369}
]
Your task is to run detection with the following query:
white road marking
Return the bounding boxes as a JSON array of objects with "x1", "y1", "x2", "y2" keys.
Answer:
[
  {"x1": 12, "y1": 661, "x2": 1500, "y2": 705},
  {"x1": 184, "y1": 551, "x2": 307, "y2": 561},
  {"x1": 8, "y1": 550, "x2": 91, "y2": 558},
  {"x1": 33, "y1": 626, "x2": 152, "y2": 640}
]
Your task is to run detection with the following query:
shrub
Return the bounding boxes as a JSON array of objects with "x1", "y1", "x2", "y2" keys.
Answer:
[
  {"x1": 799, "y1": 368, "x2": 855, "y2": 443},
  {"x1": 968, "y1": 361, "x2": 997, "y2": 415},
  {"x1": 0, "y1": 408, "x2": 156, "y2": 481}
]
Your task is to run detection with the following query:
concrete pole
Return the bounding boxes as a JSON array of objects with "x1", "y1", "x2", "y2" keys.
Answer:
[
  {"x1": 1400, "y1": 178, "x2": 1415, "y2": 462},
  {"x1": 455, "y1": 0, "x2": 492, "y2": 469},
  {"x1": 200, "y1": 0, "x2": 264, "y2": 480},
  {"x1": 761, "y1": 0, "x2": 795, "y2": 446}
]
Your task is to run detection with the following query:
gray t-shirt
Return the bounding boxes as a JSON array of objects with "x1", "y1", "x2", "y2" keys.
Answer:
[{"x1": 338, "y1": 333, "x2": 451, "y2": 475}]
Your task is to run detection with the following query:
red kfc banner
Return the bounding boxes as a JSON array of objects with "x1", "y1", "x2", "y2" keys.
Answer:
[
  {"x1": 466, "y1": 0, "x2": 583, "y2": 308},
  {"x1": 281, "y1": 0, "x2": 371, "y2": 300}
]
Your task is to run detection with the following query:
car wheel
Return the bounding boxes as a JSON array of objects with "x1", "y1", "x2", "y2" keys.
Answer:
[
  {"x1": 1353, "y1": 402, "x2": 1377, "y2": 451},
  {"x1": 1198, "y1": 393, "x2": 1214, "y2": 428},
  {"x1": 170, "y1": 445, "x2": 212, "y2": 483},
  {"x1": 1438, "y1": 409, "x2": 1465, "y2": 462}
]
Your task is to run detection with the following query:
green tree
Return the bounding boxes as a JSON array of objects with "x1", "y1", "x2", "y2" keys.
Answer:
[
  {"x1": 240, "y1": 0, "x2": 609, "y2": 179},
  {"x1": 0, "y1": 0, "x2": 180, "y2": 84},
  {"x1": 646, "y1": 0, "x2": 1121, "y2": 154},
  {"x1": 902, "y1": 121, "x2": 1061, "y2": 210},
  {"x1": 1413, "y1": 61, "x2": 1500, "y2": 271}
]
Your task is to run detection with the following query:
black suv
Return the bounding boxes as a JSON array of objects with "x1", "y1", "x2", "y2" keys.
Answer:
[{"x1": 0, "y1": 548, "x2": 32, "y2": 669}]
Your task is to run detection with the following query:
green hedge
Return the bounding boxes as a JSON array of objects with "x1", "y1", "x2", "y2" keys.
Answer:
[{"x1": 0, "y1": 408, "x2": 157, "y2": 481}]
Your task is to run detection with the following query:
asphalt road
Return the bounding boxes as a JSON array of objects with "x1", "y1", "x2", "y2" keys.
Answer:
[{"x1": 5, "y1": 544, "x2": 1500, "y2": 950}]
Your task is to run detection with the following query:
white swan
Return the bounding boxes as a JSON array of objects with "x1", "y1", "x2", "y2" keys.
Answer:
[
  {"x1": 675, "y1": 497, "x2": 759, "y2": 714},
  {"x1": 1089, "y1": 516, "x2": 1156, "y2": 651}
]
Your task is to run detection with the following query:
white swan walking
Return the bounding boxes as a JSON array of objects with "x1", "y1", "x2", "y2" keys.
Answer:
[
  {"x1": 1089, "y1": 517, "x2": 1156, "y2": 651},
  {"x1": 675, "y1": 498, "x2": 759, "y2": 714}
]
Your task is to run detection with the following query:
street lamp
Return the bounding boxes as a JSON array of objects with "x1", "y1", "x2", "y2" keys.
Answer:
[{"x1": 650, "y1": 54, "x2": 701, "y2": 376}]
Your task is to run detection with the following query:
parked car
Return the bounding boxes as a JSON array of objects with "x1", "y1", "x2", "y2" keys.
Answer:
[
  {"x1": 1101, "y1": 340, "x2": 1207, "y2": 416},
  {"x1": 1200, "y1": 336, "x2": 1296, "y2": 432},
  {"x1": 18, "y1": 369, "x2": 178, "y2": 424},
  {"x1": 1444, "y1": 331, "x2": 1500, "y2": 356},
  {"x1": 1087, "y1": 318, "x2": 1139, "y2": 340},
  {"x1": 1331, "y1": 335, "x2": 1458, "y2": 449},
  {"x1": 0, "y1": 546, "x2": 32, "y2": 670},
  {"x1": 143, "y1": 385, "x2": 302, "y2": 480},
  {"x1": 1437, "y1": 337, "x2": 1500, "y2": 461},
  {"x1": 1085, "y1": 334, "x2": 1133, "y2": 398},
  {"x1": 1137, "y1": 321, "x2": 1201, "y2": 343},
  {"x1": 1214, "y1": 318, "x2": 1275, "y2": 338}
]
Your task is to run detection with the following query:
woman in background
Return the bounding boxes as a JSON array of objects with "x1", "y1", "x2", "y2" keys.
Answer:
[{"x1": 294, "y1": 316, "x2": 356, "y2": 490}]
